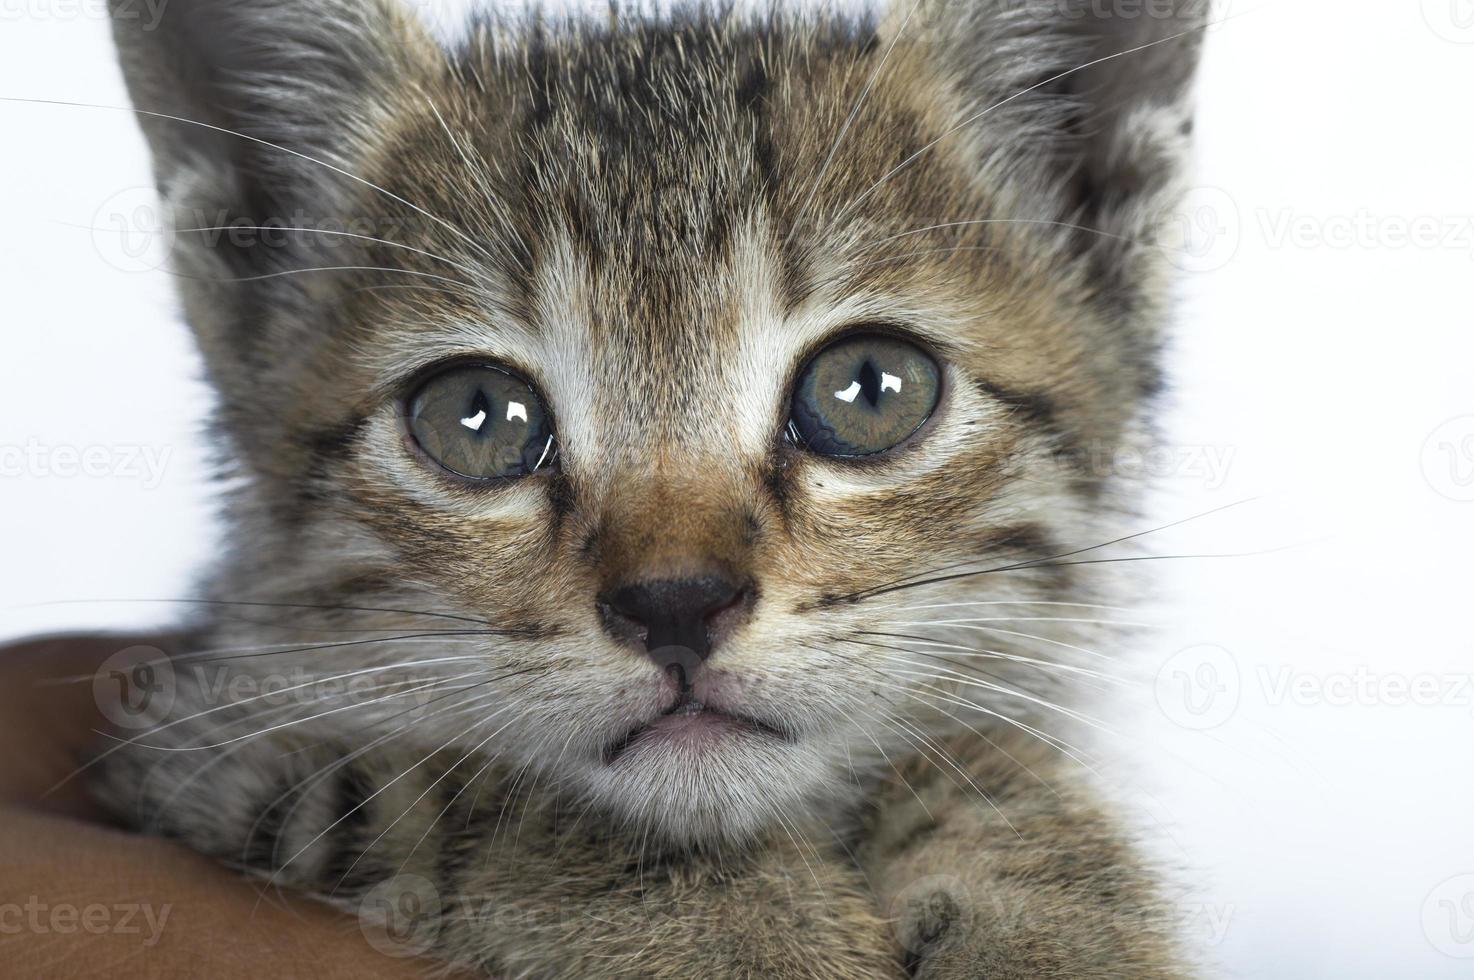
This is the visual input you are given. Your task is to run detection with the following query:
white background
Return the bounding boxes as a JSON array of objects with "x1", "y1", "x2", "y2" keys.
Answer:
[{"x1": 2, "y1": 1, "x2": 1472, "y2": 976}]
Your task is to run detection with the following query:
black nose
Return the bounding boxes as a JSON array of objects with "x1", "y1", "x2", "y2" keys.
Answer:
[{"x1": 600, "y1": 575, "x2": 749, "y2": 676}]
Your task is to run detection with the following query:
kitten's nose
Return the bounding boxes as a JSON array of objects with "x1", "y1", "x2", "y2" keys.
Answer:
[{"x1": 599, "y1": 575, "x2": 751, "y2": 680}]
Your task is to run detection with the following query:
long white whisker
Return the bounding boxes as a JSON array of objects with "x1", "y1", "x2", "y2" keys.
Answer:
[
  {"x1": 831, "y1": 13, "x2": 1230, "y2": 226},
  {"x1": 0, "y1": 96, "x2": 498, "y2": 262},
  {"x1": 784, "y1": 0, "x2": 924, "y2": 248}
]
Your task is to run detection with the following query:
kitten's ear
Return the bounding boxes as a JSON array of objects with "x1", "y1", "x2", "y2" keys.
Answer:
[
  {"x1": 109, "y1": 0, "x2": 438, "y2": 219},
  {"x1": 908, "y1": 0, "x2": 1209, "y2": 271}
]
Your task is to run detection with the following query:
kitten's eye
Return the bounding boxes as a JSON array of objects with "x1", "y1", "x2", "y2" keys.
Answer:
[
  {"x1": 789, "y1": 334, "x2": 941, "y2": 457},
  {"x1": 404, "y1": 364, "x2": 555, "y2": 481}
]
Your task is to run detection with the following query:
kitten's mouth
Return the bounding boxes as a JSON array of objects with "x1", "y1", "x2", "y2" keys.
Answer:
[{"x1": 602, "y1": 696, "x2": 792, "y2": 765}]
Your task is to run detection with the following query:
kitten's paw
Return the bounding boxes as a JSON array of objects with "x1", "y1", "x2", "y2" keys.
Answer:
[
  {"x1": 889, "y1": 874, "x2": 986, "y2": 979},
  {"x1": 890, "y1": 876, "x2": 1186, "y2": 980}
]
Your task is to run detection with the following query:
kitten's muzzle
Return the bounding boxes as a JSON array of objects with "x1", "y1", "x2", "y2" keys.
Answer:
[{"x1": 597, "y1": 574, "x2": 754, "y2": 684}]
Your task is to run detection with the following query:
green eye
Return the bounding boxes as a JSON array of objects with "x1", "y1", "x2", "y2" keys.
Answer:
[
  {"x1": 404, "y1": 364, "x2": 555, "y2": 481},
  {"x1": 789, "y1": 334, "x2": 941, "y2": 457}
]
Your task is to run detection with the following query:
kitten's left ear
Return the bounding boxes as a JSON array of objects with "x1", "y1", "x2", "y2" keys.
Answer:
[{"x1": 905, "y1": 0, "x2": 1210, "y2": 289}]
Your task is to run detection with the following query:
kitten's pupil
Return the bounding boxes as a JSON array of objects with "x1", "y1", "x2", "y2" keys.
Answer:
[
  {"x1": 856, "y1": 360, "x2": 888, "y2": 410},
  {"x1": 460, "y1": 390, "x2": 492, "y2": 434}
]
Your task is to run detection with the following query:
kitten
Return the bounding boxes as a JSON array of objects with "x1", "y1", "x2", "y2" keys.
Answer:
[{"x1": 96, "y1": 0, "x2": 1207, "y2": 976}]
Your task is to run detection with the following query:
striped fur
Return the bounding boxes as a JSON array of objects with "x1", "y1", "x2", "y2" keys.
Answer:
[{"x1": 97, "y1": 1, "x2": 1207, "y2": 976}]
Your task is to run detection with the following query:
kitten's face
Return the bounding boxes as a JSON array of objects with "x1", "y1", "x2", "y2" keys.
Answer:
[{"x1": 117, "y1": 1, "x2": 1202, "y2": 842}]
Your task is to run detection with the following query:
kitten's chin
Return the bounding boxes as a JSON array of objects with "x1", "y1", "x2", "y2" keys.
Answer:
[{"x1": 580, "y1": 728, "x2": 834, "y2": 846}]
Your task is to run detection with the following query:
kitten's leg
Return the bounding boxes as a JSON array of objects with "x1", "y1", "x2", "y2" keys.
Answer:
[
  {"x1": 95, "y1": 728, "x2": 906, "y2": 979},
  {"x1": 860, "y1": 730, "x2": 1187, "y2": 980}
]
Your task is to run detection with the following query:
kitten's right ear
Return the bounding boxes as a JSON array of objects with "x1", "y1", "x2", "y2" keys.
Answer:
[{"x1": 109, "y1": 0, "x2": 437, "y2": 219}]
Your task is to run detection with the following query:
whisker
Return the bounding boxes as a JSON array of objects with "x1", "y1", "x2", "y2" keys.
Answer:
[
  {"x1": 878, "y1": 675, "x2": 1102, "y2": 777},
  {"x1": 107, "y1": 670, "x2": 490, "y2": 753},
  {"x1": 847, "y1": 498, "x2": 1258, "y2": 602},
  {"x1": 898, "y1": 599, "x2": 1137, "y2": 613},
  {"x1": 828, "y1": 11, "x2": 1233, "y2": 228},
  {"x1": 328, "y1": 707, "x2": 519, "y2": 895},
  {"x1": 784, "y1": 0, "x2": 925, "y2": 248},
  {"x1": 864, "y1": 701, "x2": 1022, "y2": 839},
  {"x1": 172, "y1": 264, "x2": 478, "y2": 291},
  {"x1": 0, "y1": 96, "x2": 497, "y2": 262},
  {"x1": 63, "y1": 220, "x2": 490, "y2": 282},
  {"x1": 244, "y1": 689, "x2": 507, "y2": 868},
  {"x1": 877, "y1": 656, "x2": 1113, "y2": 735},
  {"x1": 855, "y1": 218, "x2": 1146, "y2": 252},
  {"x1": 857, "y1": 629, "x2": 1132, "y2": 686},
  {"x1": 884, "y1": 615, "x2": 1154, "y2": 629},
  {"x1": 269, "y1": 714, "x2": 493, "y2": 891},
  {"x1": 23, "y1": 597, "x2": 501, "y2": 628},
  {"x1": 45, "y1": 657, "x2": 503, "y2": 794}
]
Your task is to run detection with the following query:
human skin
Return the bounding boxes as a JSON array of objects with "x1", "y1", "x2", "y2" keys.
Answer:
[{"x1": 0, "y1": 634, "x2": 457, "y2": 979}]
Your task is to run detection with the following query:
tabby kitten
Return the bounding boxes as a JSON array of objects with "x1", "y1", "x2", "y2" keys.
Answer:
[{"x1": 96, "y1": 0, "x2": 1207, "y2": 976}]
